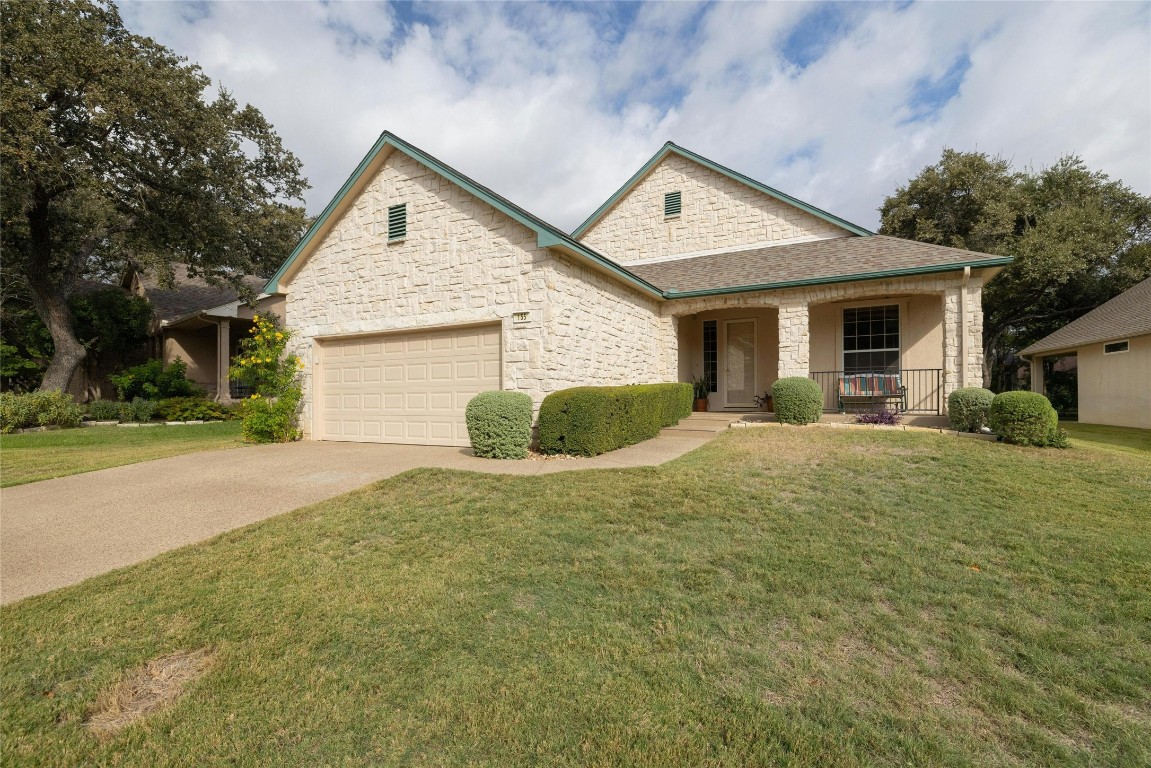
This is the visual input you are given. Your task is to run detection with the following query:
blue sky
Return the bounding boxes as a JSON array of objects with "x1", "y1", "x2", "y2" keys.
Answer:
[{"x1": 121, "y1": 1, "x2": 1150, "y2": 232}]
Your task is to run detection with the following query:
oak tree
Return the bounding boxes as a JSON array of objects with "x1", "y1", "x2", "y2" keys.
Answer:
[{"x1": 1, "y1": 0, "x2": 308, "y2": 391}]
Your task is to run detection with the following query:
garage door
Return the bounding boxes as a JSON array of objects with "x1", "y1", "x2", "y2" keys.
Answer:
[{"x1": 316, "y1": 324, "x2": 501, "y2": 446}]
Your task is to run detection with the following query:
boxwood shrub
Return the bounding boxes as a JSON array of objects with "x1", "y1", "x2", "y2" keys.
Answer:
[
  {"x1": 989, "y1": 391, "x2": 1059, "y2": 446},
  {"x1": 0, "y1": 390, "x2": 84, "y2": 433},
  {"x1": 465, "y1": 391, "x2": 534, "y2": 459},
  {"x1": 947, "y1": 387, "x2": 995, "y2": 432},
  {"x1": 771, "y1": 377, "x2": 823, "y2": 425},
  {"x1": 87, "y1": 399, "x2": 122, "y2": 421},
  {"x1": 537, "y1": 382, "x2": 692, "y2": 457},
  {"x1": 156, "y1": 397, "x2": 235, "y2": 422}
]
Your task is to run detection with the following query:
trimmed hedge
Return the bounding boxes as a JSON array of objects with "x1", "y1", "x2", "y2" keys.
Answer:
[
  {"x1": 771, "y1": 377, "x2": 823, "y2": 425},
  {"x1": 537, "y1": 383, "x2": 692, "y2": 457},
  {"x1": 119, "y1": 397, "x2": 158, "y2": 423},
  {"x1": 947, "y1": 387, "x2": 995, "y2": 432},
  {"x1": 87, "y1": 399, "x2": 123, "y2": 421},
  {"x1": 989, "y1": 391, "x2": 1059, "y2": 446},
  {"x1": 465, "y1": 391, "x2": 534, "y2": 459},
  {"x1": 0, "y1": 390, "x2": 84, "y2": 433},
  {"x1": 156, "y1": 397, "x2": 235, "y2": 422}
]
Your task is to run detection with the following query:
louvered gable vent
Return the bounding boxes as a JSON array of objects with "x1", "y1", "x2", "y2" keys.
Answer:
[
  {"x1": 664, "y1": 191, "x2": 682, "y2": 218},
  {"x1": 388, "y1": 203, "x2": 407, "y2": 241}
]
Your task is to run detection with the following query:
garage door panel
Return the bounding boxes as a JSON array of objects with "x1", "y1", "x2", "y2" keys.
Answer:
[{"x1": 317, "y1": 324, "x2": 500, "y2": 446}]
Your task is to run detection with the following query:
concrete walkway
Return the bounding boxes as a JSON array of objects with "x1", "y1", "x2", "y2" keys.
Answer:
[{"x1": 0, "y1": 433, "x2": 713, "y2": 605}]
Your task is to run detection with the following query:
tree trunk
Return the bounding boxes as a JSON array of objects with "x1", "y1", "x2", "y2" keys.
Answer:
[{"x1": 31, "y1": 282, "x2": 87, "y2": 392}]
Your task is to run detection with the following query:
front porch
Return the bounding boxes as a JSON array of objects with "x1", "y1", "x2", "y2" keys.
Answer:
[{"x1": 672, "y1": 277, "x2": 982, "y2": 417}]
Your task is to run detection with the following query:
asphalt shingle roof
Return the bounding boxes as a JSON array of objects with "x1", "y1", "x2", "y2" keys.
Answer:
[
  {"x1": 139, "y1": 264, "x2": 266, "y2": 323},
  {"x1": 1020, "y1": 277, "x2": 1151, "y2": 356},
  {"x1": 628, "y1": 235, "x2": 1011, "y2": 295}
]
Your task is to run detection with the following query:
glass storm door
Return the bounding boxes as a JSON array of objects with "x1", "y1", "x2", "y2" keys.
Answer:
[{"x1": 723, "y1": 319, "x2": 757, "y2": 407}]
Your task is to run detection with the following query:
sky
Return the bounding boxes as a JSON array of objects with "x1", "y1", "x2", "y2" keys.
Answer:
[{"x1": 120, "y1": 1, "x2": 1151, "y2": 233}]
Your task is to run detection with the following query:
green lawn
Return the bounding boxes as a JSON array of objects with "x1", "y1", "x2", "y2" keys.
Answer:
[
  {"x1": 1063, "y1": 421, "x2": 1151, "y2": 457},
  {"x1": 2, "y1": 426, "x2": 1149, "y2": 766},
  {"x1": 0, "y1": 421, "x2": 244, "y2": 487}
]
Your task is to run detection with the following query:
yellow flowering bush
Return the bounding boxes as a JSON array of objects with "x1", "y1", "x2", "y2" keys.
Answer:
[{"x1": 229, "y1": 313, "x2": 302, "y2": 442}]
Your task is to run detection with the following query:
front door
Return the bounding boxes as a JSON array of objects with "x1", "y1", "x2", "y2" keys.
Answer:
[{"x1": 723, "y1": 319, "x2": 757, "y2": 407}]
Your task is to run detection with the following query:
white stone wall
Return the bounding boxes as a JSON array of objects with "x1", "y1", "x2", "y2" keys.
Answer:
[
  {"x1": 579, "y1": 152, "x2": 849, "y2": 263},
  {"x1": 283, "y1": 150, "x2": 672, "y2": 436}
]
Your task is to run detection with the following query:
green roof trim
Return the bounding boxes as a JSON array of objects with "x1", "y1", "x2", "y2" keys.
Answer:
[
  {"x1": 661, "y1": 257, "x2": 1014, "y2": 299},
  {"x1": 571, "y1": 142, "x2": 873, "y2": 239},
  {"x1": 264, "y1": 132, "x2": 664, "y2": 298}
]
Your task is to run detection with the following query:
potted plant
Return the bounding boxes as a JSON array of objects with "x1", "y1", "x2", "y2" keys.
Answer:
[
  {"x1": 691, "y1": 374, "x2": 711, "y2": 412},
  {"x1": 753, "y1": 391, "x2": 773, "y2": 412}
]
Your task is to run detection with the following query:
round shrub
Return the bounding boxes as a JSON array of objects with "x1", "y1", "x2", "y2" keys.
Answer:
[
  {"x1": 771, "y1": 377, "x2": 823, "y2": 425},
  {"x1": 989, "y1": 391, "x2": 1058, "y2": 446},
  {"x1": 466, "y1": 391, "x2": 533, "y2": 459},
  {"x1": 947, "y1": 387, "x2": 995, "y2": 432}
]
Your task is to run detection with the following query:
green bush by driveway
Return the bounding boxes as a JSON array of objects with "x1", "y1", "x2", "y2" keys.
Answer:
[
  {"x1": 466, "y1": 391, "x2": 533, "y2": 459},
  {"x1": 537, "y1": 383, "x2": 691, "y2": 456}
]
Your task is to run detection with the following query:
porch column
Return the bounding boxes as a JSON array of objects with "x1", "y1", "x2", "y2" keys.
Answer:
[
  {"x1": 216, "y1": 319, "x2": 230, "y2": 402},
  {"x1": 942, "y1": 288, "x2": 961, "y2": 403},
  {"x1": 777, "y1": 300, "x2": 810, "y2": 378},
  {"x1": 1030, "y1": 356, "x2": 1045, "y2": 395}
]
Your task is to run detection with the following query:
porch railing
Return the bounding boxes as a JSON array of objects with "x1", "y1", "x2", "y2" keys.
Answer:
[{"x1": 809, "y1": 369, "x2": 943, "y2": 415}]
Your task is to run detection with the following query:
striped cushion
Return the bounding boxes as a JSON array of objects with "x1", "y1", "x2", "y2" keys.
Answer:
[{"x1": 839, "y1": 374, "x2": 901, "y2": 397}]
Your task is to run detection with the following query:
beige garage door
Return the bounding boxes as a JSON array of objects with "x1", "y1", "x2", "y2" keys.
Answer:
[{"x1": 317, "y1": 324, "x2": 500, "y2": 446}]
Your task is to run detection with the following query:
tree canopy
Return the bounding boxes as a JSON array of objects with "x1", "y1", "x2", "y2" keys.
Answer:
[
  {"x1": 1, "y1": 0, "x2": 309, "y2": 391},
  {"x1": 879, "y1": 149, "x2": 1151, "y2": 390}
]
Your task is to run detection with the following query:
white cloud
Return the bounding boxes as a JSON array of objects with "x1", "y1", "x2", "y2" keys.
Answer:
[{"x1": 121, "y1": 1, "x2": 1150, "y2": 233}]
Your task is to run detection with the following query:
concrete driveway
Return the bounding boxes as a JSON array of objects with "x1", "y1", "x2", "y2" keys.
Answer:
[{"x1": 0, "y1": 435, "x2": 710, "y2": 605}]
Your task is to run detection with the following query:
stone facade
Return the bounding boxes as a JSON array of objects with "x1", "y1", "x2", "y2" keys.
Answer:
[
  {"x1": 578, "y1": 152, "x2": 849, "y2": 263},
  {"x1": 284, "y1": 150, "x2": 671, "y2": 435}
]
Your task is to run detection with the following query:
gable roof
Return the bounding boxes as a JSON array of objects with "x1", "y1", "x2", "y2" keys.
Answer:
[
  {"x1": 264, "y1": 132, "x2": 664, "y2": 298},
  {"x1": 571, "y1": 142, "x2": 873, "y2": 240},
  {"x1": 137, "y1": 264, "x2": 266, "y2": 323},
  {"x1": 630, "y1": 236, "x2": 1013, "y2": 298},
  {"x1": 1020, "y1": 277, "x2": 1151, "y2": 356}
]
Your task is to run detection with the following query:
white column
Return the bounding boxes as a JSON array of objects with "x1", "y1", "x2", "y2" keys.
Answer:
[
  {"x1": 942, "y1": 288, "x2": 961, "y2": 402},
  {"x1": 216, "y1": 319, "x2": 231, "y2": 402},
  {"x1": 1030, "y1": 356, "x2": 1044, "y2": 395},
  {"x1": 777, "y1": 300, "x2": 810, "y2": 379}
]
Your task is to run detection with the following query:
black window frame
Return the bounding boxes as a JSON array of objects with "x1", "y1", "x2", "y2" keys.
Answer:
[
  {"x1": 1104, "y1": 340, "x2": 1129, "y2": 354},
  {"x1": 703, "y1": 320, "x2": 718, "y2": 393}
]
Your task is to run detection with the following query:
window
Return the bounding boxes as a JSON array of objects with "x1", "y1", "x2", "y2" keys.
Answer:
[
  {"x1": 664, "y1": 191, "x2": 682, "y2": 218},
  {"x1": 703, "y1": 320, "x2": 718, "y2": 392},
  {"x1": 387, "y1": 203, "x2": 407, "y2": 241},
  {"x1": 843, "y1": 304, "x2": 899, "y2": 374},
  {"x1": 1104, "y1": 340, "x2": 1129, "y2": 354}
]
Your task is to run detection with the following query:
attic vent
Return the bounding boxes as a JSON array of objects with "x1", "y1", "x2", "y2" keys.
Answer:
[
  {"x1": 664, "y1": 191, "x2": 682, "y2": 218},
  {"x1": 387, "y1": 203, "x2": 407, "y2": 241}
]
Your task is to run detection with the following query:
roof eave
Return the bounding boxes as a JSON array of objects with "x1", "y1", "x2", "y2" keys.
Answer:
[{"x1": 661, "y1": 257, "x2": 1014, "y2": 299}]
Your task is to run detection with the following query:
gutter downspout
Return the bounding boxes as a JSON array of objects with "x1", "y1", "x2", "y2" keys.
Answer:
[{"x1": 960, "y1": 266, "x2": 970, "y2": 388}]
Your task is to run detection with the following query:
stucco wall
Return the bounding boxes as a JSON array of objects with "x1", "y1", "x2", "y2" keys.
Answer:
[
  {"x1": 283, "y1": 149, "x2": 672, "y2": 436},
  {"x1": 164, "y1": 327, "x2": 217, "y2": 395},
  {"x1": 578, "y1": 153, "x2": 849, "y2": 263},
  {"x1": 1075, "y1": 334, "x2": 1151, "y2": 429},
  {"x1": 678, "y1": 308, "x2": 779, "y2": 409}
]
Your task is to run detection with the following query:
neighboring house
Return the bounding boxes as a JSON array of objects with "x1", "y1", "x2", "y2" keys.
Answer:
[
  {"x1": 125, "y1": 264, "x2": 283, "y2": 400},
  {"x1": 263, "y1": 132, "x2": 1011, "y2": 446},
  {"x1": 1021, "y1": 277, "x2": 1151, "y2": 429}
]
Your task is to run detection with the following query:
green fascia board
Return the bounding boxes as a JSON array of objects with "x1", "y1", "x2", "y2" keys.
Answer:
[
  {"x1": 265, "y1": 131, "x2": 663, "y2": 298},
  {"x1": 661, "y1": 256, "x2": 1015, "y2": 299},
  {"x1": 571, "y1": 142, "x2": 873, "y2": 239}
]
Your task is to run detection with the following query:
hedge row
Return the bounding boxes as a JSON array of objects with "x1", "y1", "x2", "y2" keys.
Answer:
[
  {"x1": 0, "y1": 391, "x2": 83, "y2": 433},
  {"x1": 537, "y1": 383, "x2": 692, "y2": 457}
]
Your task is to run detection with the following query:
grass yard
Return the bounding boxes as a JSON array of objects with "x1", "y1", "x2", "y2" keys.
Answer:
[
  {"x1": 1, "y1": 426, "x2": 1149, "y2": 766},
  {"x1": 1062, "y1": 421, "x2": 1151, "y2": 458},
  {"x1": 0, "y1": 421, "x2": 244, "y2": 487}
]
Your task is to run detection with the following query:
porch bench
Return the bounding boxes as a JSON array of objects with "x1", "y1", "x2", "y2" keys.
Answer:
[{"x1": 838, "y1": 373, "x2": 906, "y2": 413}]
